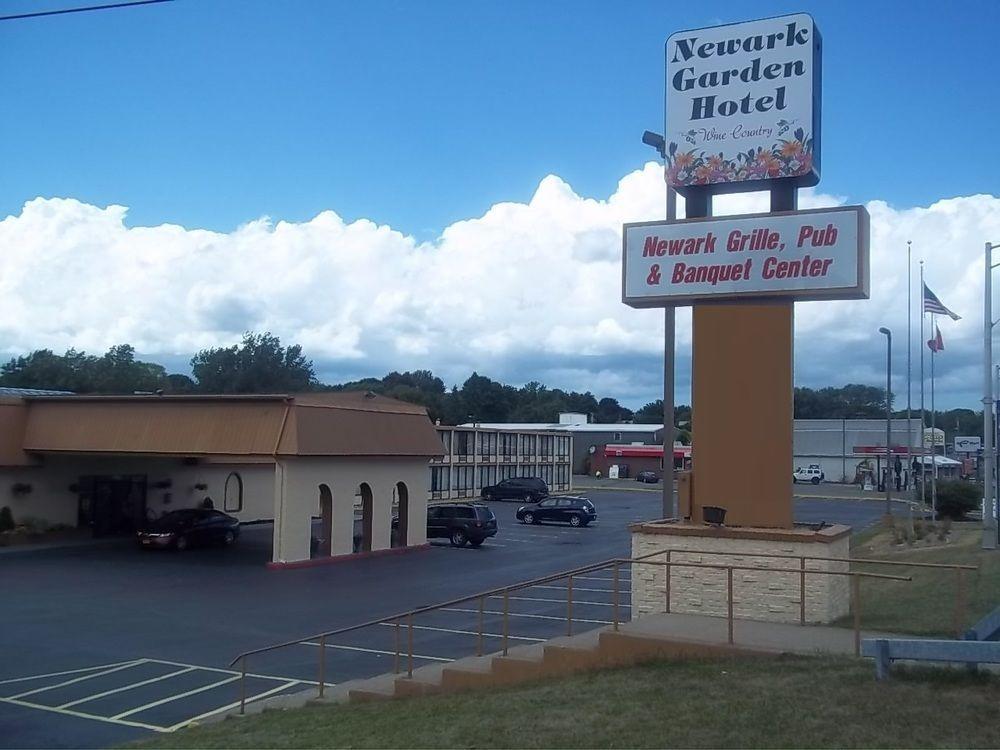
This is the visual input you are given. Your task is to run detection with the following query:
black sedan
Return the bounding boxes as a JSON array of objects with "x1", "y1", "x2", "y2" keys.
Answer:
[
  {"x1": 137, "y1": 508, "x2": 240, "y2": 550},
  {"x1": 516, "y1": 496, "x2": 597, "y2": 527},
  {"x1": 636, "y1": 470, "x2": 659, "y2": 483}
]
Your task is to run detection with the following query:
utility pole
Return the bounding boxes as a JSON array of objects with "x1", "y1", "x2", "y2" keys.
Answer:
[{"x1": 984, "y1": 241, "x2": 998, "y2": 549}]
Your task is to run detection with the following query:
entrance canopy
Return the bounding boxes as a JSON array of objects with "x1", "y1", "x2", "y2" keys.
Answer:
[{"x1": 1, "y1": 392, "x2": 444, "y2": 464}]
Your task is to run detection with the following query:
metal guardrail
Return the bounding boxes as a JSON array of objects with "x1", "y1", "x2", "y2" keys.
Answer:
[{"x1": 225, "y1": 550, "x2": 935, "y2": 715}]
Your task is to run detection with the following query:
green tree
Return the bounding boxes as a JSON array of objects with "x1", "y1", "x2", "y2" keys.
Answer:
[
  {"x1": 190, "y1": 332, "x2": 317, "y2": 394},
  {"x1": 594, "y1": 397, "x2": 633, "y2": 424}
]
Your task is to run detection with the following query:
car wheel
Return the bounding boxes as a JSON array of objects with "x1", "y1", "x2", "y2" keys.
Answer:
[
  {"x1": 811, "y1": 476, "x2": 821, "y2": 485},
  {"x1": 469, "y1": 539, "x2": 484, "y2": 548},
  {"x1": 523, "y1": 512, "x2": 535, "y2": 525},
  {"x1": 450, "y1": 529, "x2": 468, "y2": 547},
  {"x1": 223, "y1": 530, "x2": 236, "y2": 546},
  {"x1": 175, "y1": 535, "x2": 188, "y2": 551},
  {"x1": 569, "y1": 514, "x2": 582, "y2": 527}
]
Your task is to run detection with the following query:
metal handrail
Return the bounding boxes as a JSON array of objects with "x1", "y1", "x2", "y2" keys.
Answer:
[
  {"x1": 635, "y1": 545, "x2": 976, "y2": 636},
  {"x1": 634, "y1": 545, "x2": 978, "y2": 570},
  {"x1": 227, "y1": 557, "x2": 618, "y2": 668},
  {"x1": 226, "y1": 550, "x2": 925, "y2": 715}
]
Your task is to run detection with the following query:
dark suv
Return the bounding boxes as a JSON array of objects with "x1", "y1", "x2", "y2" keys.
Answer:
[
  {"x1": 516, "y1": 495, "x2": 597, "y2": 527},
  {"x1": 426, "y1": 503, "x2": 498, "y2": 547},
  {"x1": 481, "y1": 477, "x2": 549, "y2": 502}
]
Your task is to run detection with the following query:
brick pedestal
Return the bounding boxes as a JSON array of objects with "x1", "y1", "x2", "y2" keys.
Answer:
[{"x1": 630, "y1": 522, "x2": 851, "y2": 624}]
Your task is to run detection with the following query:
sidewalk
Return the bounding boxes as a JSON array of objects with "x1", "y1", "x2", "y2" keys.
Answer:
[{"x1": 0, "y1": 534, "x2": 125, "y2": 556}]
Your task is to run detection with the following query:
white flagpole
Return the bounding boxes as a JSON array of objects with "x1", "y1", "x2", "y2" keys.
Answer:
[
  {"x1": 907, "y1": 241, "x2": 913, "y2": 497},
  {"x1": 930, "y1": 314, "x2": 938, "y2": 517},
  {"x1": 920, "y1": 262, "x2": 926, "y2": 506}
]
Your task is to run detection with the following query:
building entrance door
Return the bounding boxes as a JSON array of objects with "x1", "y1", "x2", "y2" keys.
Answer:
[{"x1": 77, "y1": 475, "x2": 147, "y2": 537}]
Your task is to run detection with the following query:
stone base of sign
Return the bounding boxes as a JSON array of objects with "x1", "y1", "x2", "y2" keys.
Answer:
[{"x1": 629, "y1": 521, "x2": 851, "y2": 625}]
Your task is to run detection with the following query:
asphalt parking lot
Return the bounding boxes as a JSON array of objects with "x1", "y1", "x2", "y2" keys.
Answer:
[{"x1": 1, "y1": 488, "x2": 888, "y2": 749}]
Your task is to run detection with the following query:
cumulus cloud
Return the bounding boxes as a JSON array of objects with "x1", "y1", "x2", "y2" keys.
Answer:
[{"x1": 0, "y1": 166, "x2": 997, "y2": 408}]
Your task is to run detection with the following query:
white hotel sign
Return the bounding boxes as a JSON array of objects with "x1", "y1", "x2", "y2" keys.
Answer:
[
  {"x1": 665, "y1": 13, "x2": 821, "y2": 193},
  {"x1": 622, "y1": 206, "x2": 869, "y2": 307}
]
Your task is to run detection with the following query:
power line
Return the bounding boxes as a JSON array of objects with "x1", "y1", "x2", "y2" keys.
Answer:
[{"x1": 0, "y1": 0, "x2": 173, "y2": 22}]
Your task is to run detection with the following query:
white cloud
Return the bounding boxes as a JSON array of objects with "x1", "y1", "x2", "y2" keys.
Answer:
[{"x1": 0, "y1": 167, "x2": 997, "y2": 408}]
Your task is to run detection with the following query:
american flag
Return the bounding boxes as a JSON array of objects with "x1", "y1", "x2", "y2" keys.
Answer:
[{"x1": 922, "y1": 283, "x2": 961, "y2": 320}]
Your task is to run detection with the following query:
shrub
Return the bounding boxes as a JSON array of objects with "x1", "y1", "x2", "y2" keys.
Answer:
[
  {"x1": 935, "y1": 480, "x2": 981, "y2": 520},
  {"x1": 0, "y1": 506, "x2": 13, "y2": 532}
]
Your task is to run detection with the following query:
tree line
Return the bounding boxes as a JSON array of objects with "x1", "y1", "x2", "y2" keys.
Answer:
[{"x1": 0, "y1": 332, "x2": 983, "y2": 436}]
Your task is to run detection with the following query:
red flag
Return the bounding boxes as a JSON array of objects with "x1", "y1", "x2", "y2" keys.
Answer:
[{"x1": 927, "y1": 325, "x2": 944, "y2": 352}]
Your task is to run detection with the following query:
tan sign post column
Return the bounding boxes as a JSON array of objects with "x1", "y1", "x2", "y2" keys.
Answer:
[{"x1": 624, "y1": 14, "x2": 872, "y2": 625}]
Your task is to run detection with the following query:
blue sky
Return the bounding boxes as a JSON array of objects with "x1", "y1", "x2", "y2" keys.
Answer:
[
  {"x1": 1, "y1": 0, "x2": 998, "y2": 237},
  {"x1": 0, "y1": 0, "x2": 998, "y2": 410}
]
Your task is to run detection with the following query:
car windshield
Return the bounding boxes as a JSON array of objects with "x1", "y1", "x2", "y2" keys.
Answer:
[{"x1": 475, "y1": 506, "x2": 495, "y2": 521}]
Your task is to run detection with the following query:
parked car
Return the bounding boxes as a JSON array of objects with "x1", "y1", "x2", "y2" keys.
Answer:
[
  {"x1": 635, "y1": 470, "x2": 659, "y2": 483},
  {"x1": 419, "y1": 503, "x2": 498, "y2": 547},
  {"x1": 137, "y1": 508, "x2": 240, "y2": 550},
  {"x1": 792, "y1": 466, "x2": 825, "y2": 484},
  {"x1": 516, "y1": 496, "x2": 597, "y2": 527},
  {"x1": 481, "y1": 476, "x2": 549, "y2": 502}
]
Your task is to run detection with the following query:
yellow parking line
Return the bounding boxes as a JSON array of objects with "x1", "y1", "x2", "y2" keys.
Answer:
[
  {"x1": 8, "y1": 661, "x2": 146, "y2": 700},
  {"x1": 57, "y1": 667, "x2": 196, "y2": 709},
  {"x1": 0, "y1": 696, "x2": 167, "y2": 733}
]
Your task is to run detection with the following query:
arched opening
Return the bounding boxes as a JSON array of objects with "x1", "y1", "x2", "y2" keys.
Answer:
[
  {"x1": 316, "y1": 484, "x2": 333, "y2": 558},
  {"x1": 224, "y1": 472, "x2": 243, "y2": 513},
  {"x1": 392, "y1": 481, "x2": 409, "y2": 548},
  {"x1": 356, "y1": 483, "x2": 373, "y2": 553}
]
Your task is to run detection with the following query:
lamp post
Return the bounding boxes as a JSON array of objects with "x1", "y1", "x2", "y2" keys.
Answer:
[
  {"x1": 642, "y1": 130, "x2": 677, "y2": 519},
  {"x1": 879, "y1": 327, "x2": 893, "y2": 517},
  {"x1": 984, "y1": 242, "x2": 999, "y2": 549}
]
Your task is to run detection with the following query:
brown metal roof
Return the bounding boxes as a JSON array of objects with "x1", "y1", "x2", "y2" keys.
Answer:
[
  {"x1": 0, "y1": 400, "x2": 32, "y2": 466},
  {"x1": 11, "y1": 391, "x2": 443, "y2": 459}
]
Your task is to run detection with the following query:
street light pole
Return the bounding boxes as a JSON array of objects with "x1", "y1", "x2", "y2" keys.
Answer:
[
  {"x1": 879, "y1": 327, "x2": 893, "y2": 517},
  {"x1": 984, "y1": 242, "x2": 998, "y2": 550},
  {"x1": 642, "y1": 130, "x2": 677, "y2": 519}
]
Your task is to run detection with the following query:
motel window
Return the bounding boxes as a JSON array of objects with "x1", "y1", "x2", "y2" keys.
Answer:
[
  {"x1": 614, "y1": 432, "x2": 622, "y2": 441},
  {"x1": 478, "y1": 465, "x2": 496, "y2": 488},
  {"x1": 500, "y1": 433, "x2": 516, "y2": 457},
  {"x1": 540, "y1": 465, "x2": 554, "y2": 485},
  {"x1": 521, "y1": 434, "x2": 535, "y2": 456},
  {"x1": 540, "y1": 435, "x2": 553, "y2": 457},
  {"x1": 554, "y1": 436, "x2": 566, "y2": 458},
  {"x1": 455, "y1": 431, "x2": 473, "y2": 457},
  {"x1": 224, "y1": 472, "x2": 243, "y2": 512},
  {"x1": 438, "y1": 429, "x2": 452, "y2": 454},
  {"x1": 555, "y1": 464, "x2": 569, "y2": 487},
  {"x1": 431, "y1": 466, "x2": 450, "y2": 492},
  {"x1": 477, "y1": 431, "x2": 497, "y2": 457}
]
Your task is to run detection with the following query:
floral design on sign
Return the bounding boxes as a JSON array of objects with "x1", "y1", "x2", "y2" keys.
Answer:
[{"x1": 666, "y1": 128, "x2": 814, "y2": 187}]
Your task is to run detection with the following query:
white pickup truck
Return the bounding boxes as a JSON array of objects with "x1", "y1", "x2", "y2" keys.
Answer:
[{"x1": 792, "y1": 465, "x2": 824, "y2": 484}]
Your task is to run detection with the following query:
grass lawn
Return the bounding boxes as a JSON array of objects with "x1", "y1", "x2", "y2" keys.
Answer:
[
  {"x1": 130, "y1": 655, "x2": 1000, "y2": 749},
  {"x1": 846, "y1": 524, "x2": 1000, "y2": 636}
]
